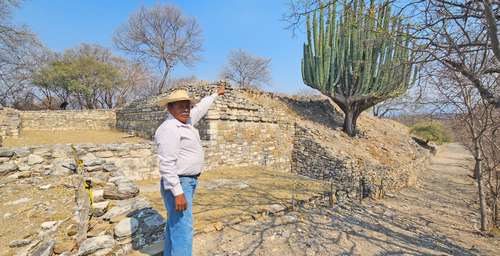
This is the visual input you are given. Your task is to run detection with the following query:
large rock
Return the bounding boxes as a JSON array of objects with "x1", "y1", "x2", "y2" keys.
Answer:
[
  {"x1": 29, "y1": 240, "x2": 55, "y2": 256},
  {"x1": 103, "y1": 177, "x2": 139, "y2": 200},
  {"x1": 102, "y1": 163, "x2": 118, "y2": 172},
  {"x1": 77, "y1": 235, "x2": 115, "y2": 256},
  {"x1": 0, "y1": 149, "x2": 15, "y2": 157},
  {"x1": 84, "y1": 158, "x2": 105, "y2": 167},
  {"x1": 92, "y1": 189, "x2": 105, "y2": 203},
  {"x1": 0, "y1": 162, "x2": 17, "y2": 176},
  {"x1": 51, "y1": 159, "x2": 75, "y2": 176},
  {"x1": 114, "y1": 217, "x2": 139, "y2": 240},
  {"x1": 27, "y1": 154, "x2": 45, "y2": 165},
  {"x1": 13, "y1": 148, "x2": 31, "y2": 157},
  {"x1": 143, "y1": 213, "x2": 165, "y2": 233},
  {"x1": 8, "y1": 239, "x2": 32, "y2": 248},
  {"x1": 101, "y1": 197, "x2": 150, "y2": 220},
  {"x1": 92, "y1": 201, "x2": 110, "y2": 217}
]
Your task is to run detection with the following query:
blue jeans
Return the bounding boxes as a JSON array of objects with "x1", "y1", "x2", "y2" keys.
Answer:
[{"x1": 161, "y1": 177, "x2": 198, "y2": 256}]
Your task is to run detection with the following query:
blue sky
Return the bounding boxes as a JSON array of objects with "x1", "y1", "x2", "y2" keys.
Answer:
[{"x1": 13, "y1": 0, "x2": 308, "y2": 94}]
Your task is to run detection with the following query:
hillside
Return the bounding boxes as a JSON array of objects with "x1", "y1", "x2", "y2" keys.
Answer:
[{"x1": 240, "y1": 88, "x2": 430, "y2": 199}]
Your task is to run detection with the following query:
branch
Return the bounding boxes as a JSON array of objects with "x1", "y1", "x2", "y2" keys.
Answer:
[{"x1": 483, "y1": 0, "x2": 500, "y2": 63}]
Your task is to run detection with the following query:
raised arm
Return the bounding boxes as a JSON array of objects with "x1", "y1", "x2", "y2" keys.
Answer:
[
  {"x1": 190, "y1": 93, "x2": 218, "y2": 125},
  {"x1": 190, "y1": 85, "x2": 225, "y2": 125}
]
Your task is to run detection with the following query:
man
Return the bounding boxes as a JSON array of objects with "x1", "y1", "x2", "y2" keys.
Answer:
[{"x1": 154, "y1": 85, "x2": 224, "y2": 256}]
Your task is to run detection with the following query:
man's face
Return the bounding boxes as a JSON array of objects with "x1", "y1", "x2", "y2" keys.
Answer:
[{"x1": 167, "y1": 100, "x2": 191, "y2": 124}]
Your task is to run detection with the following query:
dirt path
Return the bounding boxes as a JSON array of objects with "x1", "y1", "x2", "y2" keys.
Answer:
[{"x1": 192, "y1": 143, "x2": 500, "y2": 255}]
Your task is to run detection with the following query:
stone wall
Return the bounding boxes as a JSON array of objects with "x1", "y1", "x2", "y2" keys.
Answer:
[
  {"x1": 116, "y1": 82, "x2": 294, "y2": 172},
  {"x1": 0, "y1": 143, "x2": 158, "y2": 180},
  {"x1": 204, "y1": 120, "x2": 293, "y2": 171},
  {"x1": 292, "y1": 124, "x2": 430, "y2": 201},
  {"x1": 0, "y1": 146, "x2": 164, "y2": 255},
  {"x1": 19, "y1": 110, "x2": 116, "y2": 131},
  {"x1": 0, "y1": 107, "x2": 21, "y2": 146}
]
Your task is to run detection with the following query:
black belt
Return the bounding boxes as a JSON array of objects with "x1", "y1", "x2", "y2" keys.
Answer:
[{"x1": 178, "y1": 173, "x2": 201, "y2": 178}]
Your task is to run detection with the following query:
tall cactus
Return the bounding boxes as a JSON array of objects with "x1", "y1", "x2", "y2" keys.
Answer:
[{"x1": 302, "y1": 0, "x2": 417, "y2": 137}]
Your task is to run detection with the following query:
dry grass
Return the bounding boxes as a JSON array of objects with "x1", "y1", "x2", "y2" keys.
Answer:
[
  {"x1": 136, "y1": 166, "x2": 325, "y2": 233},
  {"x1": 3, "y1": 130, "x2": 146, "y2": 147}
]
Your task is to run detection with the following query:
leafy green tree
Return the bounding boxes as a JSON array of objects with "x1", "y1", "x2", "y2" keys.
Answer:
[{"x1": 33, "y1": 44, "x2": 123, "y2": 109}]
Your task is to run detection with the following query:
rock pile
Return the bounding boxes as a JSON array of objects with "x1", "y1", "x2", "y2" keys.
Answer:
[{"x1": 0, "y1": 148, "x2": 164, "y2": 255}]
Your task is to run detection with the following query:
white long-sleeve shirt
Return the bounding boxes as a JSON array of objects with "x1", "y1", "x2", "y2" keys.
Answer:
[{"x1": 154, "y1": 93, "x2": 218, "y2": 196}]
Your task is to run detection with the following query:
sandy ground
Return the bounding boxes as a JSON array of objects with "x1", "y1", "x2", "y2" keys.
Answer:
[
  {"x1": 3, "y1": 130, "x2": 146, "y2": 147},
  {"x1": 136, "y1": 167, "x2": 326, "y2": 234},
  {"x1": 188, "y1": 143, "x2": 500, "y2": 256}
]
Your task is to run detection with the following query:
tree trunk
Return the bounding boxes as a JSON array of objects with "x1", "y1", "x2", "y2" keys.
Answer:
[
  {"x1": 493, "y1": 196, "x2": 498, "y2": 228},
  {"x1": 474, "y1": 141, "x2": 488, "y2": 231},
  {"x1": 343, "y1": 108, "x2": 361, "y2": 137},
  {"x1": 158, "y1": 67, "x2": 171, "y2": 95}
]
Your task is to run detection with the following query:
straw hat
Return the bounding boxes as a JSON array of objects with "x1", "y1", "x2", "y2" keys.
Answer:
[{"x1": 157, "y1": 89, "x2": 199, "y2": 106}]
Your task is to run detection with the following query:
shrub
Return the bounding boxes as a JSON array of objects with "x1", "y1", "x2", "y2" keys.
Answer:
[{"x1": 410, "y1": 122, "x2": 452, "y2": 145}]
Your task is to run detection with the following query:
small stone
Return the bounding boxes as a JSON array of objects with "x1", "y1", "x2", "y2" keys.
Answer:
[
  {"x1": 91, "y1": 248, "x2": 114, "y2": 256},
  {"x1": 0, "y1": 162, "x2": 18, "y2": 176},
  {"x1": 52, "y1": 159, "x2": 75, "y2": 176},
  {"x1": 40, "y1": 221, "x2": 58, "y2": 230},
  {"x1": 87, "y1": 221, "x2": 109, "y2": 238},
  {"x1": 103, "y1": 163, "x2": 118, "y2": 172},
  {"x1": 53, "y1": 239, "x2": 76, "y2": 254},
  {"x1": 95, "y1": 151, "x2": 114, "y2": 158},
  {"x1": 86, "y1": 165, "x2": 104, "y2": 172},
  {"x1": 30, "y1": 240, "x2": 55, "y2": 256},
  {"x1": 17, "y1": 163, "x2": 30, "y2": 171},
  {"x1": 93, "y1": 189, "x2": 105, "y2": 203},
  {"x1": 17, "y1": 171, "x2": 32, "y2": 179},
  {"x1": 9, "y1": 239, "x2": 31, "y2": 248},
  {"x1": 38, "y1": 184, "x2": 52, "y2": 190},
  {"x1": 0, "y1": 149, "x2": 15, "y2": 157},
  {"x1": 28, "y1": 154, "x2": 45, "y2": 165},
  {"x1": 84, "y1": 158, "x2": 105, "y2": 167},
  {"x1": 267, "y1": 204, "x2": 287, "y2": 214},
  {"x1": 214, "y1": 222, "x2": 224, "y2": 231},
  {"x1": 114, "y1": 217, "x2": 139, "y2": 239},
  {"x1": 66, "y1": 224, "x2": 78, "y2": 237},
  {"x1": 92, "y1": 201, "x2": 110, "y2": 217},
  {"x1": 109, "y1": 215, "x2": 127, "y2": 224},
  {"x1": 3, "y1": 213, "x2": 12, "y2": 219},
  {"x1": 101, "y1": 197, "x2": 150, "y2": 220},
  {"x1": 77, "y1": 235, "x2": 115, "y2": 256}
]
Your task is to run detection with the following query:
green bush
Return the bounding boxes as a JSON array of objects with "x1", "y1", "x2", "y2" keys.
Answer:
[{"x1": 410, "y1": 122, "x2": 452, "y2": 145}]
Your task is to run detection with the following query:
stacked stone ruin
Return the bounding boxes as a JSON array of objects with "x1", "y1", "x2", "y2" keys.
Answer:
[
  {"x1": 0, "y1": 81, "x2": 431, "y2": 255},
  {"x1": 0, "y1": 145, "x2": 164, "y2": 255}
]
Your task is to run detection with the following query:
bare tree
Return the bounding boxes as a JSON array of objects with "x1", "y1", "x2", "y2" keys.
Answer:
[
  {"x1": 113, "y1": 4, "x2": 203, "y2": 95},
  {"x1": 423, "y1": 58, "x2": 499, "y2": 231},
  {"x1": 410, "y1": 0, "x2": 500, "y2": 108},
  {"x1": 0, "y1": 0, "x2": 46, "y2": 108},
  {"x1": 220, "y1": 49, "x2": 272, "y2": 89}
]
